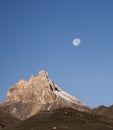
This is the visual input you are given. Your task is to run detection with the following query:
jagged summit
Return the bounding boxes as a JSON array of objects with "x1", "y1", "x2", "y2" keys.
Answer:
[
  {"x1": 1, "y1": 71, "x2": 90, "y2": 120},
  {"x1": 5, "y1": 71, "x2": 54, "y2": 103},
  {"x1": 38, "y1": 70, "x2": 48, "y2": 78}
]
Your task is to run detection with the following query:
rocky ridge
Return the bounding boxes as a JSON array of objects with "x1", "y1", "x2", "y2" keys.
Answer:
[
  {"x1": 0, "y1": 71, "x2": 90, "y2": 120},
  {"x1": 92, "y1": 105, "x2": 113, "y2": 118}
]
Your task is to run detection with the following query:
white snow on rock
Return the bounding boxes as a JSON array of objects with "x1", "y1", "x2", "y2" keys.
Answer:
[{"x1": 53, "y1": 88, "x2": 85, "y2": 106}]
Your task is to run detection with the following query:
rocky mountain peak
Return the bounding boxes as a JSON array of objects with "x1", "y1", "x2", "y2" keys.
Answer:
[
  {"x1": 38, "y1": 71, "x2": 48, "y2": 79},
  {"x1": 1, "y1": 71, "x2": 90, "y2": 120},
  {"x1": 5, "y1": 71, "x2": 55, "y2": 104}
]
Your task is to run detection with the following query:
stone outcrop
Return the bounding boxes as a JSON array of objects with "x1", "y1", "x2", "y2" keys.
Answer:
[
  {"x1": 0, "y1": 109, "x2": 19, "y2": 128},
  {"x1": 1, "y1": 71, "x2": 90, "y2": 120}
]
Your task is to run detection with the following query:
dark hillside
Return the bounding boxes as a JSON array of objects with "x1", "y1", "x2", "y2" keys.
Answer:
[{"x1": 2, "y1": 108, "x2": 113, "y2": 130}]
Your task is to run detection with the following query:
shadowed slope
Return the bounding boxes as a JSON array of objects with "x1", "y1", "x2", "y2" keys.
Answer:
[{"x1": 2, "y1": 108, "x2": 113, "y2": 130}]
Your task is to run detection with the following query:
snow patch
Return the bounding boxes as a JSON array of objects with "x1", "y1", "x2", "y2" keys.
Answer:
[{"x1": 53, "y1": 90, "x2": 85, "y2": 105}]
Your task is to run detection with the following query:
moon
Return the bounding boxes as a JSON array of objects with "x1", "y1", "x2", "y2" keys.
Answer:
[{"x1": 73, "y1": 38, "x2": 81, "y2": 46}]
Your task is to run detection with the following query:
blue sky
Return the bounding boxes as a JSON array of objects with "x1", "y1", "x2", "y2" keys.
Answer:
[{"x1": 0, "y1": 0, "x2": 113, "y2": 107}]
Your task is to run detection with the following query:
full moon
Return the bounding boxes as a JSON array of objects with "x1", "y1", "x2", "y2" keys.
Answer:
[{"x1": 73, "y1": 38, "x2": 81, "y2": 46}]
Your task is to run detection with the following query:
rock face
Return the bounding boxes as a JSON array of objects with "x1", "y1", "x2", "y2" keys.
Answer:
[
  {"x1": 0, "y1": 109, "x2": 19, "y2": 128},
  {"x1": 1, "y1": 71, "x2": 90, "y2": 120}
]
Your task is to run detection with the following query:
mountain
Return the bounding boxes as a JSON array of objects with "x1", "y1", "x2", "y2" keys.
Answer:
[
  {"x1": 1, "y1": 70, "x2": 113, "y2": 130},
  {"x1": 0, "y1": 71, "x2": 90, "y2": 120},
  {"x1": 92, "y1": 105, "x2": 113, "y2": 118},
  {"x1": 2, "y1": 108, "x2": 113, "y2": 130}
]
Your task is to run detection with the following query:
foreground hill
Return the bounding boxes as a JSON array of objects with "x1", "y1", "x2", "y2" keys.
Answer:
[{"x1": 2, "y1": 108, "x2": 113, "y2": 130}]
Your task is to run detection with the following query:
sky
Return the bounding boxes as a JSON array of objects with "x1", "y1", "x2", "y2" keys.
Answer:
[{"x1": 0, "y1": 0, "x2": 113, "y2": 107}]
